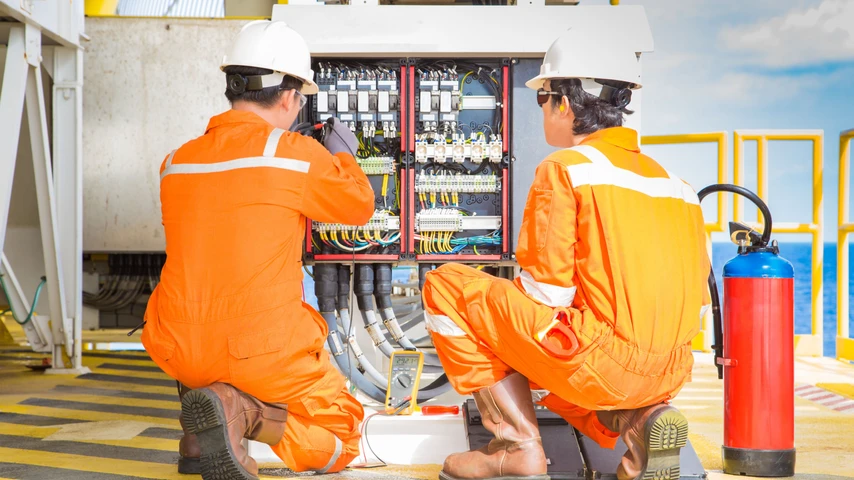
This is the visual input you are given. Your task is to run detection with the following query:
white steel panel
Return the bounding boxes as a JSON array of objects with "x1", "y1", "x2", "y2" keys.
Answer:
[
  {"x1": 52, "y1": 46, "x2": 84, "y2": 369},
  {"x1": 0, "y1": 28, "x2": 28, "y2": 255},
  {"x1": 272, "y1": 5, "x2": 653, "y2": 57},
  {"x1": 0, "y1": 0, "x2": 83, "y2": 48},
  {"x1": 26, "y1": 59, "x2": 73, "y2": 360}
]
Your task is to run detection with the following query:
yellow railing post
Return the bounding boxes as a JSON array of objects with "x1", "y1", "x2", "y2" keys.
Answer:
[
  {"x1": 641, "y1": 132, "x2": 728, "y2": 352},
  {"x1": 838, "y1": 129, "x2": 854, "y2": 361},
  {"x1": 733, "y1": 130, "x2": 825, "y2": 356}
]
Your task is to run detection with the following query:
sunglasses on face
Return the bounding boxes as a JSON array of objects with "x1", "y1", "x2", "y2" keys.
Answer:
[
  {"x1": 537, "y1": 89, "x2": 562, "y2": 107},
  {"x1": 295, "y1": 90, "x2": 307, "y2": 110}
]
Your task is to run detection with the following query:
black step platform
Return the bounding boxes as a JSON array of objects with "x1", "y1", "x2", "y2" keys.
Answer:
[{"x1": 462, "y1": 400, "x2": 706, "y2": 480}]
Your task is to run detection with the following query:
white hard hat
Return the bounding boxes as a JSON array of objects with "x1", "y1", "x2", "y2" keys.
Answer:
[
  {"x1": 221, "y1": 20, "x2": 318, "y2": 95},
  {"x1": 525, "y1": 27, "x2": 641, "y2": 96}
]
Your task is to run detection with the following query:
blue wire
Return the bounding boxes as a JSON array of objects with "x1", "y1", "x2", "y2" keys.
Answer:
[{"x1": 0, "y1": 276, "x2": 46, "y2": 325}]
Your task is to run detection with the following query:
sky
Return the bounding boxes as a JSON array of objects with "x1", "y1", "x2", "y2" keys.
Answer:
[{"x1": 587, "y1": 0, "x2": 854, "y2": 244}]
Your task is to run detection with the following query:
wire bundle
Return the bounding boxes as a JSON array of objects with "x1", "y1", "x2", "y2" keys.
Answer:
[
  {"x1": 83, "y1": 255, "x2": 164, "y2": 311},
  {"x1": 416, "y1": 229, "x2": 501, "y2": 255},
  {"x1": 319, "y1": 230, "x2": 401, "y2": 253}
]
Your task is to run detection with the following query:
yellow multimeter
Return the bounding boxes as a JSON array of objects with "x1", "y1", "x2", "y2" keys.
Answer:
[{"x1": 384, "y1": 350, "x2": 424, "y2": 415}]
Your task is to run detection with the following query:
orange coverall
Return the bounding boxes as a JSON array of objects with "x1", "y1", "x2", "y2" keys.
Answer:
[
  {"x1": 422, "y1": 127, "x2": 709, "y2": 448},
  {"x1": 141, "y1": 110, "x2": 375, "y2": 472}
]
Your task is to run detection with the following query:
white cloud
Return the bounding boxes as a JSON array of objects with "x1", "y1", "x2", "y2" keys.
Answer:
[
  {"x1": 706, "y1": 72, "x2": 821, "y2": 104},
  {"x1": 720, "y1": 0, "x2": 854, "y2": 67}
]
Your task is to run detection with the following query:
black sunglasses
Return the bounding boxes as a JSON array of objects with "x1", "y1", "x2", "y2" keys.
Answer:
[{"x1": 537, "y1": 89, "x2": 562, "y2": 107}]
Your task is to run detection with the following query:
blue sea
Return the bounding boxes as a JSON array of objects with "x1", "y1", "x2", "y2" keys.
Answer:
[{"x1": 302, "y1": 242, "x2": 854, "y2": 358}]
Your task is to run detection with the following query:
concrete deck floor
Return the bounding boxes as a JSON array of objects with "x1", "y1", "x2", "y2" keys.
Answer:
[{"x1": 1, "y1": 318, "x2": 853, "y2": 479}]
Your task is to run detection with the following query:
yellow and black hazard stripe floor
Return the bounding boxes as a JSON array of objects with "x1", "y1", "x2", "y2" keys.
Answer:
[{"x1": 0, "y1": 343, "x2": 439, "y2": 480}]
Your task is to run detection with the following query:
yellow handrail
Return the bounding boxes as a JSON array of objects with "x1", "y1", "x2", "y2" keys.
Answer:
[
  {"x1": 641, "y1": 133, "x2": 728, "y2": 233},
  {"x1": 734, "y1": 130, "x2": 824, "y2": 356},
  {"x1": 838, "y1": 129, "x2": 854, "y2": 361},
  {"x1": 641, "y1": 132, "x2": 728, "y2": 353}
]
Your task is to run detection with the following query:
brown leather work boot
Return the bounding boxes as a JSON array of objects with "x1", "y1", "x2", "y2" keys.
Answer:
[
  {"x1": 181, "y1": 383, "x2": 288, "y2": 480},
  {"x1": 440, "y1": 372, "x2": 549, "y2": 480},
  {"x1": 177, "y1": 383, "x2": 201, "y2": 474},
  {"x1": 597, "y1": 404, "x2": 688, "y2": 480}
]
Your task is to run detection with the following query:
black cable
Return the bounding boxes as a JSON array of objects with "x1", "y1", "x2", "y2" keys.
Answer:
[{"x1": 363, "y1": 413, "x2": 387, "y2": 465}]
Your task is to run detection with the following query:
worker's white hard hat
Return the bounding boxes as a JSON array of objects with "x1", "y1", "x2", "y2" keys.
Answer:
[
  {"x1": 525, "y1": 27, "x2": 641, "y2": 96},
  {"x1": 221, "y1": 20, "x2": 318, "y2": 95}
]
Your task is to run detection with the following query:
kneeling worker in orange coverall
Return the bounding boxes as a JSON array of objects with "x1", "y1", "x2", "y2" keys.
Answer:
[
  {"x1": 141, "y1": 20, "x2": 375, "y2": 480},
  {"x1": 423, "y1": 29, "x2": 710, "y2": 480}
]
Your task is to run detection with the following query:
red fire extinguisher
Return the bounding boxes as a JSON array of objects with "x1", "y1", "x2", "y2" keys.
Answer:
[{"x1": 697, "y1": 184, "x2": 795, "y2": 477}]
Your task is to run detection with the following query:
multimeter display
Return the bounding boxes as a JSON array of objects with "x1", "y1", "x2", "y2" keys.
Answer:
[
  {"x1": 395, "y1": 356, "x2": 420, "y2": 367},
  {"x1": 385, "y1": 351, "x2": 424, "y2": 414}
]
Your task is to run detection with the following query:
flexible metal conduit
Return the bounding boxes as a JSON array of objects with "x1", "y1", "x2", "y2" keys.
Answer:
[
  {"x1": 315, "y1": 263, "x2": 386, "y2": 402},
  {"x1": 373, "y1": 264, "x2": 443, "y2": 366},
  {"x1": 335, "y1": 265, "x2": 389, "y2": 386}
]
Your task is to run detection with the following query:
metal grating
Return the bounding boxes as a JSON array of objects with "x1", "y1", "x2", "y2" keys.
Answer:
[{"x1": 116, "y1": 0, "x2": 224, "y2": 17}]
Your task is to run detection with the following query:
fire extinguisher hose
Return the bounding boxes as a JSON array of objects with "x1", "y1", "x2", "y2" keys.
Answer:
[{"x1": 696, "y1": 184, "x2": 774, "y2": 380}]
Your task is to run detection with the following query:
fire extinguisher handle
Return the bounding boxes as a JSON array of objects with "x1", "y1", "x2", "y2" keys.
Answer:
[{"x1": 716, "y1": 357, "x2": 738, "y2": 367}]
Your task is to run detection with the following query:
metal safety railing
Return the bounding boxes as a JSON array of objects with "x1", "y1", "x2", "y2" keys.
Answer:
[
  {"x1": 642, "y1": 130, "x2": 828, "y2": 357},
  {"x1": 641, "y1": 132, "x2": 728, "y2": 353},
  {"x1": 837, "y1": 129, "x2": 854, "y2": 362},
  {"x1": 733, "y1": 130, "x2": 824, "y2": 357}
]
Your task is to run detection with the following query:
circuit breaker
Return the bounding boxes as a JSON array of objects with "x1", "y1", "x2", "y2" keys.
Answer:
[{"x1": 303, "y1": 58, "x2": 511, "y2": 265}]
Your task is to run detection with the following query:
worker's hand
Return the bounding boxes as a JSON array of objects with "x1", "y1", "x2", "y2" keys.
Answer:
[{"x1": 323, "y1": 118, "x2": 358, "y2": 157}]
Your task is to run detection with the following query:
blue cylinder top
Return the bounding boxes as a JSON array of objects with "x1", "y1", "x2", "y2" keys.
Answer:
[{"x1": 723, "y1": 250, "x2": 794, "y2": 279}]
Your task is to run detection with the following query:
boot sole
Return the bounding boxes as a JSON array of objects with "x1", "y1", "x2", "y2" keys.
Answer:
[
  {"x1": 182, "y1": 389, "x2": 258, "y2": 480},
  {"x1": 177, "y1": 456, "x2": 200, "y2": 475},
  {"x1": 438, "y1": 471, "x2": 549, "y2": 480},
  {"x1": 642, "y1": 407, "x2": 689, "y2": 480}
]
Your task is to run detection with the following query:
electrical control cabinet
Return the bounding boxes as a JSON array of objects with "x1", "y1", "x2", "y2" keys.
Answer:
[
  {"x1": 408, "y1": 59, "x2": 510, "y2": 262},
  {"x1": 303, "y1": 58, "x2": 511, "y2": 265},
  {"x1": 303, "y1": 59, "x2": 407, "y2": 262}
]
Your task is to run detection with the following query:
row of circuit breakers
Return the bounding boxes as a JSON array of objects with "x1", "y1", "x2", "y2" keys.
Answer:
[{"x1": 302, "y1": 59, "x2": 512, "y2": 263}]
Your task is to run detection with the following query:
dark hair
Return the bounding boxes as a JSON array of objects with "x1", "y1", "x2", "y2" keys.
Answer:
[
  {"x1": 223, "y1": 66, "x2": 304, "y2": 108},
  {"x1": 549, "y1": 78, "x2": 633, "y2": 135}
]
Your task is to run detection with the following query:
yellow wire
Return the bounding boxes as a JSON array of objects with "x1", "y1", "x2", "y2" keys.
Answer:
[
  {"x1": 474, "y1": 245, "x2": 480, "y2": 255},
  {"x1": 395, "y1": 171, "x2": 400, "y2": 208},
  {"x1": 460, "y1": 72, "x2": 471, "y2": 92},
  {"x1": 382, "y1": 174, "x2": 389, "y2": 197}
]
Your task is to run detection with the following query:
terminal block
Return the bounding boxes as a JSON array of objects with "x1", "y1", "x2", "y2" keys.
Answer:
[
  {"x1": 358, "y1": 156, "x2": 396, "y2": 176},
  {"x1": 415, "y1": 209, "x2": 463, "y2": 232},
  {"x1": 415, "y1": 135, "x2": 503, "y2": 163},
  {"x1": 415, "y1": 173, "x2": 499, "y2": 194},
  {"x1": 313, "y1": 210, "x2": 401, "y2": 234},
  {"x1": 415, "y1": 209, "x2": 501, "y2": 233}
]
